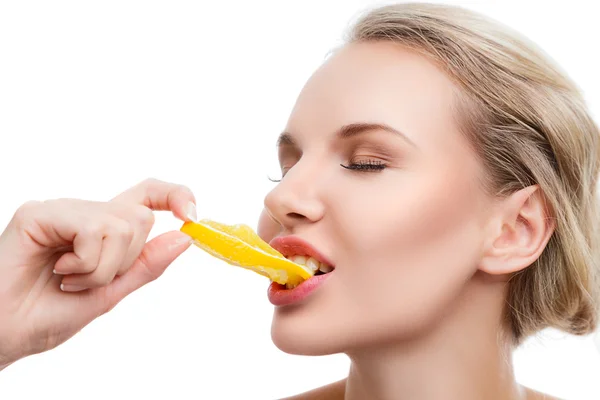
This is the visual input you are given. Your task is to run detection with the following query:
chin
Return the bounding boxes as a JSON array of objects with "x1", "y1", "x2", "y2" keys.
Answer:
[
  {"x1": 270, "y1": 303, "x2": 441, "y2": 357},
  {"x1": 270, "y1": 307, "x2": 347, "y2": 356}
]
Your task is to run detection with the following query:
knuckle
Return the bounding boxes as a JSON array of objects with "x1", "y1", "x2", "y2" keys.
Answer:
[
  {"x1": 143, "y1": 177, "x2": 190, "y2": 196},
  {"x1": 132, "y1": 205, "x2": 155, "y2": 229},
  {"x1": 77, "y1": 253, "x2": 97, "y2": 272},
  {"x1": 170, "y1": 184, "x2": 195, "y2": 206},
  {"x1": 140, "y1": 177, "x2": 162, "y2": 188},
  {"x1": 175, "y1": 184, "x2": 194, "y2": 198},
  {"x1": 80, "y1": 221, "x2": 104, "y2": 238},
  {"x1": 14, "y1": 200, "x2": 42, "y2": 222},
  {"x1": 43, "y1": 198, "x2": 79, "y2": 207},
  {"x1": 110, "y1": 219, "x2": 134, "y2": 240},
  {"x1": 136, "y1": 248, "x2": 155, "y2": 277},
  {"x1": 42, "y1": 197, "x2": 63, "y2": 204},
  {"x1": 97, "y1": 274, "x2": 114, "y2": 287},
  {"x1": 89, "y1": 270, "x2": 115, "y2": 287},
  {"x1": 136, "y1": 242, "x2": 164, "y2": 282}
]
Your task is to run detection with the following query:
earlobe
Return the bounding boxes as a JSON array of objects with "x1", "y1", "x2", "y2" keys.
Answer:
[{"x1": 478, "y1": 185, "x2": 556, "y2": 276}]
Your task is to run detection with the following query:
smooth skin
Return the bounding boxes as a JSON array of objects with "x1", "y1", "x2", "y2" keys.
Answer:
[
  {"x1": 0, "y1": 178, "x2": 196, "y2": 370},
  {"x1": 258, "y1": 41, "x2": 560, "y2": 400}
]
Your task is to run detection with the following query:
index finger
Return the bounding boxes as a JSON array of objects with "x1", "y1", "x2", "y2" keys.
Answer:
[{"x1": 111, "y1": 178, "x2": 197, "y2": 222}]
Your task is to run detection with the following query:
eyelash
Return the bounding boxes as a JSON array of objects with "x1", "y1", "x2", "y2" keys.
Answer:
[
  {"x1": 340, "y1": 160, "x2": 387, "y2": 172},
  {"x1": 269, "y1": 160, "x2": 387, "y2": 182}
]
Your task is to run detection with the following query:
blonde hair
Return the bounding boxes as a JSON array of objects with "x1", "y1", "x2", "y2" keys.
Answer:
[{"x1": 346, "y1": 2, "x2": 600, "y2": 344}]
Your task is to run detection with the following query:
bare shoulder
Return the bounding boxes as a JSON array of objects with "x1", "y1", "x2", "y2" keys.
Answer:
[
  {"x1": 279, "y1": 379, "x2": 346, "y2": 400},
  {"x1": 278, "y1": 381, "x2": 560, "y2": 400},
  {"x1": 524, "y1": 386, "x2": 562, "y2": 400}
]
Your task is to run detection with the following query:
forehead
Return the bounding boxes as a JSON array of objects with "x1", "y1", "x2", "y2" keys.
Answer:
[{"x1": 285, "y1": 41, "x2": 462, "y2": 151}]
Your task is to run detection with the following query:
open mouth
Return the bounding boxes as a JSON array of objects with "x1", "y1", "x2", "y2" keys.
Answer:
[
  {"x1": 286, "y1": 255, "x2": 335, "y2": 277},
  {"x1": 267, "y1": 241, "x2": 336, "y2": 302},
  {"x1": 269, "y1": 235, "x2": 335, "y2": 289}
]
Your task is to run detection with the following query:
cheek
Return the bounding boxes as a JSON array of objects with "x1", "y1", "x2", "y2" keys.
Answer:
[
  {"x1": 332, "y1": 172, "x2": 486, "y2": 333},
  {"x1": 340, "y1": 170, "x2": 483, "y2": 256},
  {"x1": 257, "y1": 208, "x2": 280, "y2": 243}
]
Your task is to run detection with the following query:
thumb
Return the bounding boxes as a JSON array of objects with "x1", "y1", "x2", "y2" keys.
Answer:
[{"x1": 99, "y1": 230, "x2": 192, "y2": 310}]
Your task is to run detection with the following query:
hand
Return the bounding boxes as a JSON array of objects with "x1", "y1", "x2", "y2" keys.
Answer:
[{"x1": 0, "y1": 178, "x2": 196, "y2": 369}]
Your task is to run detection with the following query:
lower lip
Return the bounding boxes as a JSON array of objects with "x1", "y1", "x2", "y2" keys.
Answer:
[{"x1": 267, "y1": 272, "x2": 333, "y2": 306}]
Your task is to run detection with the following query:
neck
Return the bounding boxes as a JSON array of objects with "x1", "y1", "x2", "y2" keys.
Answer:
[{"x1": 344, "y1": 271, "x2": 524, "y2": 400}]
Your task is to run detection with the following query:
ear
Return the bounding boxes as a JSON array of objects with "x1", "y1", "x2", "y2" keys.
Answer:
[{"x1": 479, "y1": 185, "x2": 556, "y2": 276}]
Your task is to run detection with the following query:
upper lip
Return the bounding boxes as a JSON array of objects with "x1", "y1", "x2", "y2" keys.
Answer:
[{"x1": 269, "y1": 235, "x2": 335, "y2": 268}]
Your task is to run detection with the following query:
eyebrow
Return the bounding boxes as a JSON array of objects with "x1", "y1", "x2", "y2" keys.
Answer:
[{"x1": 276, "y1": 122, "x2": 417, "y2": 148}]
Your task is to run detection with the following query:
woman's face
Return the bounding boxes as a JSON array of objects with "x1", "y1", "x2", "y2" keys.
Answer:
[{"x1": 257, "y1": 41, "x2": 495, "y2": 355}]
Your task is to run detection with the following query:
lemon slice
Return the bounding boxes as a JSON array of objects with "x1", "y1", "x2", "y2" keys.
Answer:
[{"x1": 180, "y1": 219, "x2": 314, "y2": 287}]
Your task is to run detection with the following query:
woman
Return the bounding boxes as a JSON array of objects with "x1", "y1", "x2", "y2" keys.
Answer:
[{"x1": 0, "y1": 3, "x2": 598, "y2": 399}]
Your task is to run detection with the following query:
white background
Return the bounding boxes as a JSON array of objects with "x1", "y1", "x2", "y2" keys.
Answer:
[{"x1": 1, "y1": 1, "x2": 599, "y2": 399}]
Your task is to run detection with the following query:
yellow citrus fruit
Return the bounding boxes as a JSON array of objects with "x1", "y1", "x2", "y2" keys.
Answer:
[{"x1": 180, "y1": 219, "x2": 314, "y2": 287}]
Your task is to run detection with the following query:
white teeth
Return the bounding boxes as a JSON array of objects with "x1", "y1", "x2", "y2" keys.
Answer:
[
  {"x1": 319, "y1": 263, "x2": 333, "y2": 274},
  {"x1": 290, "y1": 255, "x2": 307, "y2": 265},
  {"x1": 288, "y1": 255, "x2": 333, "y2": 273},
  {"x1": 306, "y1": 257, "x2": 319, "y2": 272}
]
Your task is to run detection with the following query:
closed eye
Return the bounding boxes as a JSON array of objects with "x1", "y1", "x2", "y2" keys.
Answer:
[{"x1": 340, "y1": 160, "x2": 387, "y2": 171}]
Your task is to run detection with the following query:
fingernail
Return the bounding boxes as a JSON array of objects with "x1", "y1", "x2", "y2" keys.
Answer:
[
  {"x1": 176, "y1": 234, "x2": 193, "y2": 244},
  {"x1": 53, "y1": 269, "x2": 65, "y2": 275},
  {"x1": 169, "y1": 234, "x2": 193, "y2": 250},
  {"x1": 185, "y1": 202, "x2": 198, "y2": 222},
  {"x1": 60, "y1": 284, "x2": 86, "y2": 292}
]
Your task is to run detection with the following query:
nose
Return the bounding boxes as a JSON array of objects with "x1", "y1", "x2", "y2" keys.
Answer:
[{"x1": 263, "y1": 159, "x2": 325, "y2": 231}]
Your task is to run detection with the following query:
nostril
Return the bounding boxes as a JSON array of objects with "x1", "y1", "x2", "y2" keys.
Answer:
[{"x1": 287, "y1": 212, "x2": 305, "y2": 220}]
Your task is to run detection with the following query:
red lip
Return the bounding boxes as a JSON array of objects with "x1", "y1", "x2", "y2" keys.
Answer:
[
  {"x1": 268, "y1": 236, "x2": 334, "y2": 268},
  {"x1": 267, "y1": 235, "x2": 335, "y2": 307},
  {"x1": 267, "y1": 274, "x2": 332, "y2": 306}
]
